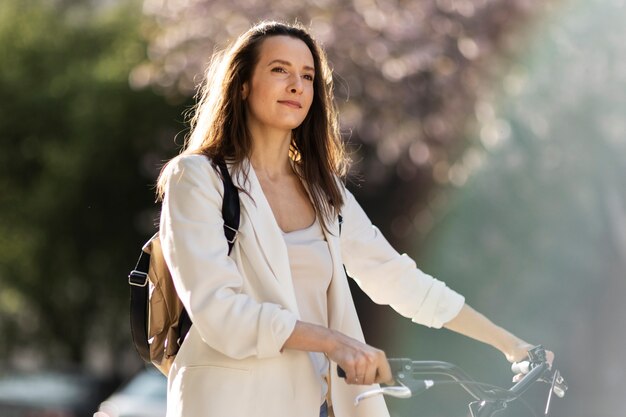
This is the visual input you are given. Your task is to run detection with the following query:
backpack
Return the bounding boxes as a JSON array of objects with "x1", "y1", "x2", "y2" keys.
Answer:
[{"x1": 128, "y1": 159, "x2": 240, "y2": 376}]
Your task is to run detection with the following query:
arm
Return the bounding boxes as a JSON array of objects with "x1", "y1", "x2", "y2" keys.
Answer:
[
  {"x1": 160, "y1": 155, "x2": 298, "y2": 359},
  {"x1": 444, "y1": 304, "x2": 533, "y2": 362}
]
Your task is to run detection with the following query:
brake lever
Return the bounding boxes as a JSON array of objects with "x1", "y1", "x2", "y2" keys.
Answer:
[
  {"x1": 353, "y1": 379, "x2": 436, "y2": 406},
  {"x1": 354, "y1": 385, "x2": 412, "y2": 406}
]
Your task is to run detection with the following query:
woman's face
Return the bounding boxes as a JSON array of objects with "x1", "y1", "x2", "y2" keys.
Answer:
[{"x1": 243, "y1": 35, "x2": 315, "y2": 135}]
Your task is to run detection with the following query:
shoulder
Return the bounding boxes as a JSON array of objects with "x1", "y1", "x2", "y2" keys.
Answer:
[
  {"x1": 164, "y1": 154, "x2": 219, "y2": 179},
  {"x1": 166, "y1": 153, "x2": 213, "y2": 173},
  {"x1": 161, "y1": 154, "x2": 222, "y2": 191}
]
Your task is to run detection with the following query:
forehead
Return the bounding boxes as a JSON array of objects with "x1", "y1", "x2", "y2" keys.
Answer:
[{"x1": 256, "y1": 35, "x2": 315, "y2": 68}]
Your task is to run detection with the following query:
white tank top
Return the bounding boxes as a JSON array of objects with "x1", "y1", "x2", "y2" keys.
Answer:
[{"x1": 282, "y1": 217, "x2": 332, "y2": 404}]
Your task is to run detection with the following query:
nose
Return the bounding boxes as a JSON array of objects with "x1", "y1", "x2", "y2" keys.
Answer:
[{"x1": 289, "y1": 74, "x2": 304, "y2": 95}]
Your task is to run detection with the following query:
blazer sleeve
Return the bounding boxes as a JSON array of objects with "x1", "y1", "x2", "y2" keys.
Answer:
[
  {"x1": 159, "y1": 155, "x2": 298, "y2": 359},
  {"x1": 340, "y1": 187, "x2": 465, "y2": 328}
]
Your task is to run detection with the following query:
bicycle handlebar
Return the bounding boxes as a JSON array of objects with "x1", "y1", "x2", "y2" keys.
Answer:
[{"x1": 337, "y1": 345, "x2": 567, "y2": 417}]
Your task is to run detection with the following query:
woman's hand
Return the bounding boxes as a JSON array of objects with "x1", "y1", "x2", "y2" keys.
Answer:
[
  {"x1": 325, "y1": 329, "x2": 393, "y2": 386},
  {"x1": 282, "y1": 321, "x2": 392, "y2": 386},
  {"x1": 505, "y1": 340, "x2": 555, "y2": 382},
  {"x1": 502, "y1": 339, "x2": 555, "y2": 368}
]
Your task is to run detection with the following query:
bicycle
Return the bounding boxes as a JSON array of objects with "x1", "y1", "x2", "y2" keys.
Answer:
[{"x1": 338, "y1": 345, "x2": 567, "y2": 417}]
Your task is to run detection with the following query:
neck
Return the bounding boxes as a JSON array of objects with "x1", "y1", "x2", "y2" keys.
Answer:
[{"x1": 248, "y1": 124, "x2": 294, "y2": 178}]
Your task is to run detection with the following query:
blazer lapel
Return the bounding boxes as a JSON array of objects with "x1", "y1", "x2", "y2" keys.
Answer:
[{"x1": 229, "y1": 160, "x2": 294, "y2": 291}]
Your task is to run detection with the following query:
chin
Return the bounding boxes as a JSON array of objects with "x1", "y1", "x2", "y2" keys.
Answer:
[{"x1": 278, "y1": 120, "x2": 306, "y2": 131}]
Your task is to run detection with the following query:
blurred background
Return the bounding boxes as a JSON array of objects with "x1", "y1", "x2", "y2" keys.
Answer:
[{"x1": 1, "y1": 0, "x2": 624, "y2": 416}]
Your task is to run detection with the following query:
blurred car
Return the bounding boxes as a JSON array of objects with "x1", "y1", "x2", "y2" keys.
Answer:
[
  {"x1": 0, "y1": 369, "x2": 113, "y2": 417},
  {"x1": 96, "y1": 367, "x2": 166, "y2": 417}
]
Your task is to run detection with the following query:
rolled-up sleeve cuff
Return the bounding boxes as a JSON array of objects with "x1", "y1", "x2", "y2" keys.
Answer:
[
  {"x1": 257, "y1": 308, "x2": 298, "y2": 358},
  {"x1": 412, "y1": 285, "x2": 465, "y2": 329}
]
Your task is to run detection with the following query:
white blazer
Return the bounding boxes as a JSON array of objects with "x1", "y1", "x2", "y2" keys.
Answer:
[{"x1": 159, "y1": 154, "x2": 464, "y2": 417}]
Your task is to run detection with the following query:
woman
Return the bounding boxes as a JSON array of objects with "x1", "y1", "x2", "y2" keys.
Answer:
[{"x1": 157, "y1": 21, "x2": 551, "y2": 417}]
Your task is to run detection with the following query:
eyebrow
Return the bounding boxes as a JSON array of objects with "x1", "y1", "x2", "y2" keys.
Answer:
[{"x1": 267, "y1": 59, "x2": 315, "y2": 72}]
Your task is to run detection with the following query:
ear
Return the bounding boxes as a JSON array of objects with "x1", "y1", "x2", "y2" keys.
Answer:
[{"x1": 241, "y1": 81, "x2": 249, "y2": 100}]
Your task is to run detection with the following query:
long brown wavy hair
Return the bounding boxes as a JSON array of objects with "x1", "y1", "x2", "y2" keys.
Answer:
[{"x1": 156, "y1": 21, "x2": 349, "y2": 232}]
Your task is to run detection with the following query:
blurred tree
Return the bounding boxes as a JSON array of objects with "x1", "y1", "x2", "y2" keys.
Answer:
[
  {"x1": 0, "y1": 0, "x2": 185, "y2": 370},
  {"x1": 135, "y1": 0, "x2": 555, "y2": 247}
]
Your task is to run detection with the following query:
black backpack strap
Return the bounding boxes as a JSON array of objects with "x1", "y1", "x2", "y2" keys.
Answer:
[
  {"x1": 217, "y1": 159, "x2": 240, "y2": 255},
  {"x1": 177, "y1": 158, "x2": 240, "y2": 348},
  {"x1": 338, "y1": 213, "x2": 343, "y2": 236},
  {"x1": 129, "y1": 247, "x2": 152, "y2": 363}
]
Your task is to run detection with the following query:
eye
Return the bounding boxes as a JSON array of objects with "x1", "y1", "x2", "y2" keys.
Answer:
[
  {"x1": 271, "y1": 67, "x2": 287, "y2": 74},
  {"x1": 303, "y1": 74, "x2": 314, "y2": 81}
]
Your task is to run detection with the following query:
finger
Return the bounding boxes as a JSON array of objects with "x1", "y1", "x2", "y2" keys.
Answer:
[
  {"x1": 353, "y1": 358, "x2": 368, "y2": 385},
  {"x1": 512, "y1": 373, "x2": 523, "y2": 383},
  {"x1": 341, "y1": 359, "x2": 358, "y2": 385},
  {"x1": 347, "y1": 359, "x2": 368, "y2": 385},
  {"x1": 363, "y1": 361, "x2": 377, "y2": 386},
  {"x1": 374, "y1": 358, "x2": 393, "y2": 385}
]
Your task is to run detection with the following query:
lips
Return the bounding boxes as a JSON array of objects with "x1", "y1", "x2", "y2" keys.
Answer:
[{"x1": 277, "y1": 100, "x2": 302, "y2": 109}]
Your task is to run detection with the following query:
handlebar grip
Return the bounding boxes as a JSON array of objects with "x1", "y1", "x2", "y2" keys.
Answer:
[{"x1": 511, "y1": 361, "x2": 531, "y2": 375}]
